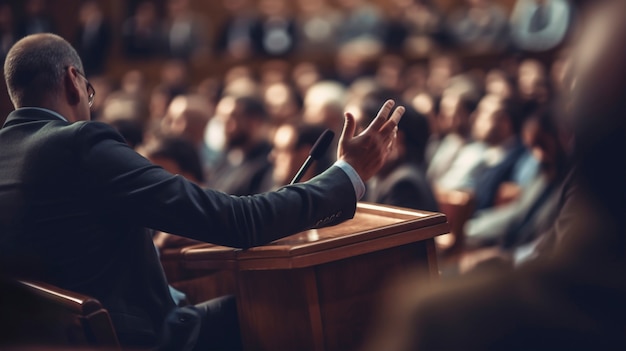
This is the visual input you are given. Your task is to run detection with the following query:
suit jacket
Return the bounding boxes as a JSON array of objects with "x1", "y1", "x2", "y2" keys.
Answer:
[{"x1": 0, "y1": 108, "x2": 356, "y2": 347}]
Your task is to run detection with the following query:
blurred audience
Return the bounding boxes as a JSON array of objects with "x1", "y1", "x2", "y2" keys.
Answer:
[{"x1": 361, "y1": 1, "x2": 626, "y2": 349}]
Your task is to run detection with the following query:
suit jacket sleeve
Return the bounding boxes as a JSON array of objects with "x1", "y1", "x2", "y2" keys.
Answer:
[{"x1": 75, "y1": 122, "x2": 356, "y2": 248}]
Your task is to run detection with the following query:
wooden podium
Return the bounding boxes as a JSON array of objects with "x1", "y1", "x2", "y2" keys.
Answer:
[{"x1": 183, "y1": 203, "x2": 449, "y2": 351}]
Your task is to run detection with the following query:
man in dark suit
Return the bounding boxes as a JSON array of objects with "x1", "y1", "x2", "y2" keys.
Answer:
[
  {"x1": 362, "y1": 1, "x2": 626, "y2": 350},
  {"x1": 0, "y1": 33, "x2": 404, "y2": 350}
]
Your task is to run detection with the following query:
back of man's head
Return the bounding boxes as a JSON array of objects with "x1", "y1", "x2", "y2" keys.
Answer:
[{"x1": 4, "y1": 33, "x2": 83, "y2": 108}]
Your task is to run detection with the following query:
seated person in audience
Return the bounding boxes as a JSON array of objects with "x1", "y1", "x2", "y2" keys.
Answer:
[
  {"x1": 268, "y1": 123, "x2": 333, "y2": 189},
  {"x1": 164, "y1": 0, "x2": 209, "y2": 61},
  {"x1": 160, "y1": 94, "x2": 219, "y2": 176},
  {"x1": 437, "y1": 94, "x2": 534, "y2": 210},
  {"x1": 464, "y1": 108, "x2": 569, "y2": 250},
  {"x1": 207, "y1": 95, "x2": 273, "y2": 195},
  {"x1": 74, "y1": 0, "x2": 111, "y2": 76},
  {"x1": 0, "y1": 33, "x2": 404, "y2": 350},
  {"x1": 436, "y1": 94, "x2": 507, "y2": 191},
  {"x1": 518, "y1": 58, "x2": 553, "y2": 117},
  {"x1": 122, "y1": 1, "x2": 164, "y2": 58},
  {"x1": 296, "y1": 0, "x2": 342, "y2": 54},
  {"x1": 263, "y1": 81, "x2": 303, "y2": 127},
  {"x1": 362, "y1": 2, "x2": 626, "y2": 349},
  {"x1": 214, "y1": 0, "x2": 258, "y2": 60},
  {"x1": 356, "y1": 92, "x2": 438, "y2": 212},
  {"x1": 426, "y1": 91, "x2": 477, "y2": 183},
  {"x1": 251, "y1": 0, "x2": 297, "y2": 58}
]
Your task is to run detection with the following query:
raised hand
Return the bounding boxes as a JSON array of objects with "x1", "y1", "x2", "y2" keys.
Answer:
[{"x1": 338, "y1": 99, "x2": 405, "y2": 182}]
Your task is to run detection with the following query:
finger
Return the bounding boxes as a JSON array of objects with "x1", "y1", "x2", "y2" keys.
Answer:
[
  {"x1": 364, "y1": 99, "x2": 395, "y2": 133},
  {"x1": 339, "y1": 112, "x2": 357, "y2": 146},
  {"x1": 382, "y1": 126, "x2": 398, "y2": 148},
  {"x1": 380, "y1": 106, "x2": 405, "y2": 135}
]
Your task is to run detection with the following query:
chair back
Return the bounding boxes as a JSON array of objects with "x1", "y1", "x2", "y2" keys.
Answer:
[
  {"x1": 0, "y1": 278, "x2": 120, "y2": 349},
  {"x1": 435, "y1": 190, "x2": 475, "y2": 254}
]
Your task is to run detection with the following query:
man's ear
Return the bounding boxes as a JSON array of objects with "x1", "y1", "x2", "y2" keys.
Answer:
[{"x1": 64, "y1": 67, "x2": 81, "y2": 106}]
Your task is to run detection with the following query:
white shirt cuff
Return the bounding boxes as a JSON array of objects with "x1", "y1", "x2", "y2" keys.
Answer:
[{"x1": 333, "y1": 159, "x2": 366, "y2": 200}]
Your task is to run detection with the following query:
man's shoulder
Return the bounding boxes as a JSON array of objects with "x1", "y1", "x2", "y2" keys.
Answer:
[{"x1": 70, "y1": 120, "x2": 127, "y2": 144}]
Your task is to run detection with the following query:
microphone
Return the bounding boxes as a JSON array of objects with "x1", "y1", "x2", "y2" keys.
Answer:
[{"x1": 290, "y1": 129, "x2": 335, "y2": 184}]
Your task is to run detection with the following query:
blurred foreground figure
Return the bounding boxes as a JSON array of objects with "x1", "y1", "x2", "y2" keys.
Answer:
[{"x1": 363, "y1": 1, "x2": 626, "y2": 350}]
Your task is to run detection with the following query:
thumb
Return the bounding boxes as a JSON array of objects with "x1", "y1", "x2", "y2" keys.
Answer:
[{"x1": 339, "y1": 112, "x2": 356, "y2": 147}]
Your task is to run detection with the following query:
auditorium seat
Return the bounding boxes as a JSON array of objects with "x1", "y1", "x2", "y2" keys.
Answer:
[
  {"x1": 0, "y1": 278, "x2": 120, "y2": 349},
  {"x1": 434, "y1": 190, "x2": 475, "y2": 255}
]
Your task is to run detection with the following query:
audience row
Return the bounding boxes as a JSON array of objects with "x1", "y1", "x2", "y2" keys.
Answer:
[{"x1": 0, "y1": 0, "x2": 575, "y2": 75}]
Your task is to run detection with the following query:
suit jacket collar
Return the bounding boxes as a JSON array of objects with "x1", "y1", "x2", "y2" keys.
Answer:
[{"x1": 2, "y1": 107, "x2": 69, "y2": 129}]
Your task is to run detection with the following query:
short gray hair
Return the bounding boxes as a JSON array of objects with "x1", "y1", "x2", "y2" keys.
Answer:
[{"x1": 4, "y1": 33, "x2": 84, "y2": 107}]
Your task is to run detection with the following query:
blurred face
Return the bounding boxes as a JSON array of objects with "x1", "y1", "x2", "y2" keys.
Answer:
[
  {"x1": 471, "y1": 95, "x2": 510, "y2": 144},
  {"x1": 438, "y1": 94, "x2": 468, "y2": 134},
  {"x1": 522, "y1": 118, "x2": 558, "y2": 167},
  {"x1": 161, "y1": 97, "x2": 188, "y2": 136},
  {"x1": 216, "y1": 98, "x2": 253, "y2": 148},
  {"x1": 161, "y1": 96, "x2": 211, "y2": 143},
  {"x1": 264, "y1": 83, "x2": 299, "y2": 124},
  {"x1": 485, "y1": 70, "x2": 514, "y2": 99},
  {"x1": 518, "y1": 60, "x2": 548, "y2": 102},
  {"x1": 270, "y1": 125, "x2": 307, "y2": 185}
]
